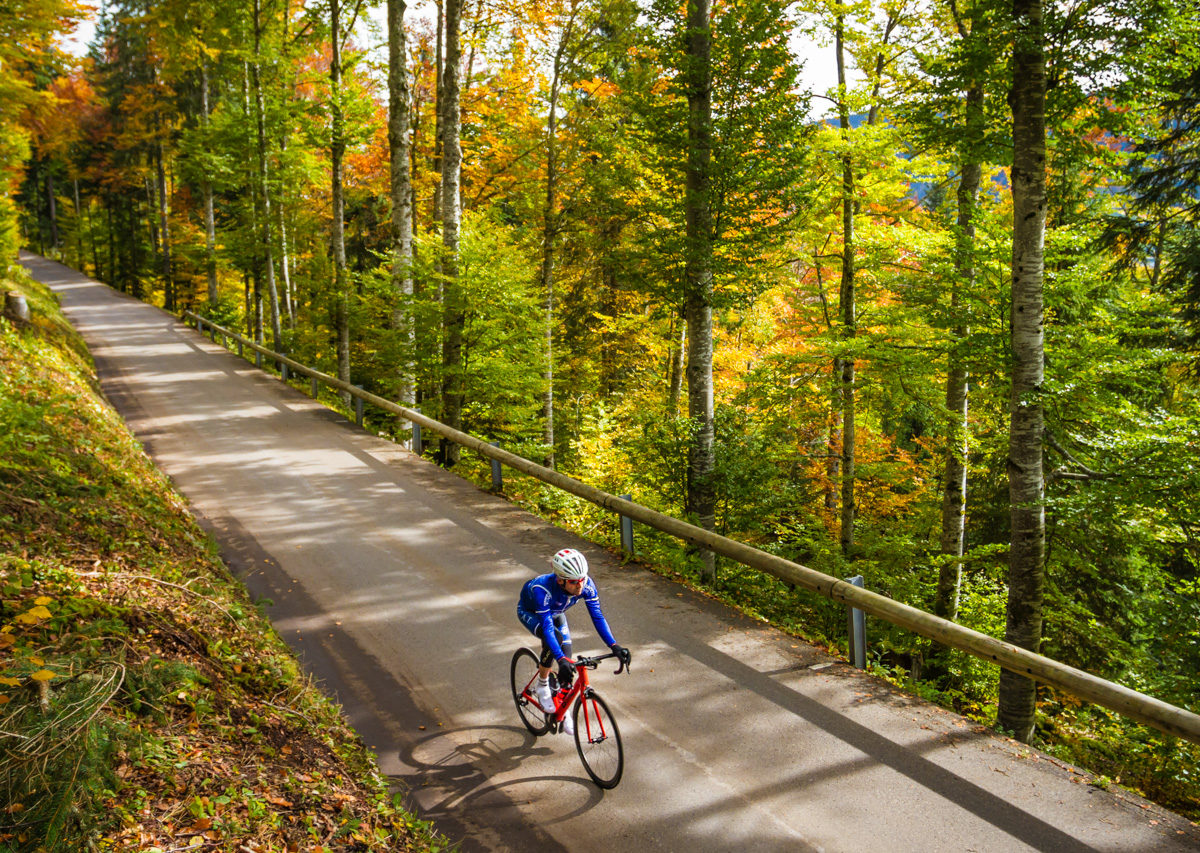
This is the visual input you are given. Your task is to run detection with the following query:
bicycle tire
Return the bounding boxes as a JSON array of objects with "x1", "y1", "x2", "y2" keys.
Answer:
[
  {"x1": 573, "y1": 691, "x2": 623, "y2": 788},
  {"x1": 511, "y1": 648, "x2": 550, "y2": 736}
]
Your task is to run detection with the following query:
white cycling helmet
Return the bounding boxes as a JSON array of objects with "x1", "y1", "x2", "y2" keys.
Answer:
[{"x1": 551, "y1": 548, "x2": 589, "y2": 581}]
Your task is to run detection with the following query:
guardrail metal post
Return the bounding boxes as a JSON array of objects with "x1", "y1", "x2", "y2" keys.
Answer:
[
  {"x1": 490, "y1": 441, "x2": 502, "y2": 491},
  {"x1": 411, "y1": 409, "x2": 422, "y2": 455},
  {"x1": 619, "y1": 494, "x2": 635, "y2": 556},
  {"x1": 846, "y1": 575, "x2": 866, "y2": 669},
  {"x1": 311, "y1": 377, "x2": 319, "y2": 398},
  {"x1": 255, "y1": 350, "x2": 262, "y2": 369},
  {"x1": 355, "y1": 387, "x2": 364, "y2": 427},
  {"x1": 281, "y1": 362, "x2": 289, "y2": 382},
  {"x1": 237, "y1": 340, "x2": 243, "y2": 357}
]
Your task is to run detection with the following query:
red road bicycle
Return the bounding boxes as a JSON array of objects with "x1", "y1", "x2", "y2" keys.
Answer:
[{"x1": 510, "y1": 648, "x2": 628, "y2": 789}]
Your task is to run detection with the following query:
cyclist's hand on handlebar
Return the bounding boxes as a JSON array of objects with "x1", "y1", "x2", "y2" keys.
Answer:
[{"x1": 610, "y1": 644, "x2": 631, "y2": 669}]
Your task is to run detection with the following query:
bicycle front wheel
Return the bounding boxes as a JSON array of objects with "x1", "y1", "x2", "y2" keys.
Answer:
[
  {"x1": 510, "y1": 648, "x2": 550, "y2": 736},
  {"x1": 573, "y1": 691, "x2": 623, "y2": 788}
]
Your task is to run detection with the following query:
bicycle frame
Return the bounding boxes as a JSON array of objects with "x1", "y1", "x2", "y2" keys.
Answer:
[{"x1": 519, "y1": 652, "x2": 620, "y2": 730}]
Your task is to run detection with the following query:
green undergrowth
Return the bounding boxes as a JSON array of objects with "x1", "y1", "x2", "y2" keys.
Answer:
[{"x1": 0, "y1": 266, "x2": 450, "y2": 852}]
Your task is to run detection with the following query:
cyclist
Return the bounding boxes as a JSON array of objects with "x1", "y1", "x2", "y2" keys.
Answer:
[{"x1": 518, "y1": 548, "x2": 631, "y2": 733}]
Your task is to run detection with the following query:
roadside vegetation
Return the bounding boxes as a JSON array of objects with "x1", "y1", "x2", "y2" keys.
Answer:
[{"x1": 0, "y1": 267, "x2": 448, "y2": 852}]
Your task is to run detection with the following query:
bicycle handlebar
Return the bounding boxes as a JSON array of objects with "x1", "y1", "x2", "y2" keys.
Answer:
[{"x1": 572, "y1": 652, "x2": 629, "y2": 675}]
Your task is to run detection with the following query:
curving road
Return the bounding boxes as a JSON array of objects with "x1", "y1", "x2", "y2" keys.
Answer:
[{"x1": 23, "y1": 252, "x2": 1200, "y2": 852}]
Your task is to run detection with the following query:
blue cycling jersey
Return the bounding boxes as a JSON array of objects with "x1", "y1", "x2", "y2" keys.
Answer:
[{"x1": 517, "y1": 572, "x2": 617, "y2": 661}]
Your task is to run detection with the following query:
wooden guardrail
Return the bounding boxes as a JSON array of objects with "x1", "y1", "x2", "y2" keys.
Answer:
[{"x1": 182, "y1": 310, "x2": 1200, "y2": 747}]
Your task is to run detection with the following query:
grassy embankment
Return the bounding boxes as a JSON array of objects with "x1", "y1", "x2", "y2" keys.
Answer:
[{"x1": 0, "y1": 266, "x2": 450, "y2": 851}]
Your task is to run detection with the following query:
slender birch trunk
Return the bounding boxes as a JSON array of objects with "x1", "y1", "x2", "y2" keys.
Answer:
[
  {"x1": 46, "y1": 169, "x2": 59, "y2": 251},
  {"x1": 389, "y1": 0, "x2": 415, "y2": 407},
  {"x1": 539, "y1": 9, "x2": 577, "y2": 469},
  {"x1": 252, "y1": 0, "x2": 281, "y2": 354},
  {"x1": 331, "y1": 0, "x2": 351, "y2": 403},
  {"x1": 835, "y1": 14, "x2": 856, "y2": 556},
  {"x1": 155, "y1": 143, "x2": 174, "y2": 311},
  {"x1": 934, "y1": 90, "x2": 983, "y2": 623},
  {"x1": 200, "y1": 58, "x2": 219, "y2": 307},
  {"x1": 70, "y1": 178, "x2": 82, "y2": 270},
  {"x1": 667, "y1": 313, "x2": 685, "y2": 414}
]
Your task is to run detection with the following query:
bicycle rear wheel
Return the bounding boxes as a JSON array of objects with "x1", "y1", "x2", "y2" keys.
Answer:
[
  {"x1": 573, "y1": 691, "x2": 623, "y2": 788},
  {"x1": 511, "y1": 648, "x2": 550, "y2": 735}
]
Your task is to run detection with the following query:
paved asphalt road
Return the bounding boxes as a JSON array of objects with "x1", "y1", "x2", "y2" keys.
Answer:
[{"x1": 22, "y1": 252, "x2": 1200, "y2": 852}]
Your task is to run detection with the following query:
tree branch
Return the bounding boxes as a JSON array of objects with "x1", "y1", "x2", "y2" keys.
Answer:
[{"x1": 1045, "y1": 429, "x2": 1114, "y2": 482}]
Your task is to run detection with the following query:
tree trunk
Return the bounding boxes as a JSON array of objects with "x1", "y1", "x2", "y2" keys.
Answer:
[
  {"x1": 144, "y1": 174, "x2": 159, "y2": 277},
  {"x1": 86, "y1": 194, "x2": 101, "y2": 278},
  {"x1": 667, "y1": 312, "x2": 685, "y2": 413},
  {"x1": 419, "y1": 0, "x2": 446, "y2": 409},
  {"x1": 540, "y1": 11, "x2": 576, "y2": 470},
  {"x1": 827, "y1": 358, "x2": 841, "y2": 513},
  {"x1": 31, "y1": 162, "x2": 44, "y2": 255},
  {"x1": 389, "y1": 0, "x2": 416, "y2": 408},
  {"x1": 836, "y1": 14, "x2": 856, "y2": 556},
  {"x1": 999, "y1": 0, "x2": 1048, "y2": 744},
  {"x1": 46, "y1": 168, "x2": 59, "y2": 251},
  {"x1": 155, "y1": 142, "x2": 174, "y2": 311},
  {"x1": 253, "y1": 0, "x2": 282, "y2": 354},
  {"x1": 684, "y1": 0, "x2": 716, "y2": 585},
  {"x1": 432, "y1": 0, "x2": 445, "y2": 225},
  {"x1": 331, "y1": 0, "x2": 351, "y2": 403},
  {"x1": 935, "y1": 89, "x2": 983, "y2": 622},
  {"x1": 200, "y1": 58, "x2": 219, "y2": 307},
  {"x1": 440, "y1": 0, "x2": 464, "y2": 465},
  {"x1": 71, "y1": 178, "x2": 83, "y2": 271},
  {"x1": 105, "y1": 198, "x2": 116, "y2": 289}
]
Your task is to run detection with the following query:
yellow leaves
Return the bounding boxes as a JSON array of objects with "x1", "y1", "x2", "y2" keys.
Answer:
[
  {"x1": 0, "y1": 667, "x2": 58, "y2": 684},
  {"x1": 574, "y1": 77, "x2": 617, "y2": 101},
  {"x1": 15, "y1": 605, "x2": 52, "y2": 624}
]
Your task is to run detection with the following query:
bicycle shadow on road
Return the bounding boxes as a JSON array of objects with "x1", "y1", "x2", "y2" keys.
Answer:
[{"x1": 391, "y1": 722, "x2": 610, "y2": 828}]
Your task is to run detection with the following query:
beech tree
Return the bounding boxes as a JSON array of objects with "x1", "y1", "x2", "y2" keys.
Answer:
[
  {"x1": 998, "y1": 0, "x2": 1047, "y2": 743},
  {"x1": 682, "y1": 0, "x2": 716, "y2": 582},
  {"x1": 440, "y1": 0, "x2": 464, "y2": 465}
]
